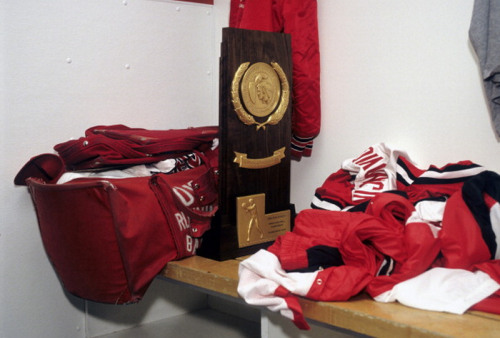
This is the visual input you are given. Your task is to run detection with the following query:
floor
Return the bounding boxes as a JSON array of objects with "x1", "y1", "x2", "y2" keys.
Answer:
[{"x1": 96, "y1": 308, "x2": 260, "y2": 338}]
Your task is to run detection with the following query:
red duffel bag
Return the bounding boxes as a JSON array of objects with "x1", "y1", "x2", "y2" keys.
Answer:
[
  {"x1": 22, "y1": 162, "x2": 217, "y2": 304},
  {"x1": 14, "y1": 125, "x2": 219, "y2": 304}
]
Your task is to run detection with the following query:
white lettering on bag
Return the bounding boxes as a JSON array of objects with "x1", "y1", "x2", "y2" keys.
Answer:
[
  {"x1": 186, "y1": 236, "x2": 200, "y2": 254},
  {"x1": 172, "y1": 181, "x2": 195, "y2": 206},
  {"x1": 175, "y1": 211, "x2": 190, "y2": 231}
]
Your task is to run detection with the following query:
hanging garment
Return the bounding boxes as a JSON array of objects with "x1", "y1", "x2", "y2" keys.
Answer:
[
  {"x1": 229, "y1": 0, "x2": 321, "y2": 160},
  {"x1": 469, "y1": 0, "x2": 500, "y2": 136}
]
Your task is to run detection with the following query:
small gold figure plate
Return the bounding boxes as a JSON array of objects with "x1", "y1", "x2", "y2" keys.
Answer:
[{"x1": 236, "y1": 193, "x2": 291, "y2": 248}]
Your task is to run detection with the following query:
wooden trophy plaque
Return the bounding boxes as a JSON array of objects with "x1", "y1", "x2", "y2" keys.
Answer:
[{"x1": 198, "y1": 28, "x2": 293, "y2": 260}]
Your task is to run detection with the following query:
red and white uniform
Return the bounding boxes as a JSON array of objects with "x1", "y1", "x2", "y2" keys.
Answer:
[
  {"x1": 239, "y1": 192, "x2": 417, "y2": 330},
  {"x1": 312, "y1": 143, "x2": 485, "y2": 210},
  {"x1": 374, "y1": 170, "x2": 500, "y2": 314},
  {"x1": 238, "y1": 145, "x2": 500, "y2": 329},
  {"x1": 229, "y1": 0, "x2": 321, "y2": 160}
]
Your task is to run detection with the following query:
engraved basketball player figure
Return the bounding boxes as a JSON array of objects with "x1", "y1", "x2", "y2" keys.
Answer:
[{"x1": 242, "y1": 198, "x2": 264, "y2": 241}]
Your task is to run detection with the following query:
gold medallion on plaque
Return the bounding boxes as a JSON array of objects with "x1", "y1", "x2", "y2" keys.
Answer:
[
  {"x1": 231, "y1": 61, "x2": 290, "y2": 169},
  {"x1": 231, "y1": 62, "x2": 289, "y2": 131},
  {"x1": 241, "y1": 62, "x2": 280, "y2": 117}
]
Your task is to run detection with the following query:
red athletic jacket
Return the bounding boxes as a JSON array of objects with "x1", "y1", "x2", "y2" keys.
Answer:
[
  {"x1": 229, "y1": 0, "x2": 321, "y2": 159},
  {"x1": 238, "y1": 170, "x2": 500, "y2": 329}
]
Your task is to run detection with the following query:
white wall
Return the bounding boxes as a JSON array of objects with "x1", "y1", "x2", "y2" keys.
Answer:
[
  {"x1": 1, "y1": 1, "x2": 220, "y2": 337},
  {"x1": 291, "y1": 0, "x2": 500, "y2": 211},
  {"x1": 1, "y1": 0, "x2": 499, "y2": 337}
]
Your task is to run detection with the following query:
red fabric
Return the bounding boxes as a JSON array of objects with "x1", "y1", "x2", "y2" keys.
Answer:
[
  {"x1": 230, "y1": 0, "x2": 321, "y2": 159},
  {"x1": 290, "y1": 136, "x2": 314, "y2": 160},
  {"x1": 314, "y1": 148, "x2": 484, "y2": 211},
  {"x1": 269, "y1": 193, "x2": 414, "y2": 302},
  {"x1": 268, "y1": 234, "x2": 311, "y2": 271},
  {"x1": 398, "y1": 159, "x2": 482, "y2": 204},
  {"x1": 364, "y1": 190, "x2": 442, "y2": 297},
  {"x1": 25, "y1": 163, "x2": 217, "y2": 304},
  {"x1": 269, "y1": 210, "x2": 373, "y2": 301},
  {"x1": 274, "y1": 286, "x2": 310, "y2": 330},
  {"x1": 14, "y1": 153, "x2": 64, "y2": 186},
  {"x1": 439, "y1": 191, "x2": 492, "y2": 269},
  {"x1": 54, "y1": 125, "x2": 218, "y2": 170},
  {"x1": 469, "y1": 261, "x2": 500, "y2": 314},
  {"x1": 27, "y1": 177, "x2": 162, "y2": 303},
  {"x1": 312, "y1": 169, "x2": 355, "y2": 210},
  {"x1": 366, "y1": 221, "x2": 441, "y2": 297},
  {"x1": 365, "y1": 192, "x2": 414, "y2": 228},
  {"x1": 473, "y1": 261, "x2": 500, "y2": 285},
  {"x1": 470, "y1": 291, "x2": 500, "y2": 314}
]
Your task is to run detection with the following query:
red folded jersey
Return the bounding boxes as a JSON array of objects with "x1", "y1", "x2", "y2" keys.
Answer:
[{"x1": 54, "y1": 125, "x2": 218, "y2": 170}]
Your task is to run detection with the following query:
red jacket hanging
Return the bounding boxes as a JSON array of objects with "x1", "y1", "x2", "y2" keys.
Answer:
[{"x1": 229, "y1": 0, "x2": 321, "y2": 160}]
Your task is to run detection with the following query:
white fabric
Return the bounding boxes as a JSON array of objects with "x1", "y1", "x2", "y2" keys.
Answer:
[
  {"x1": 57, "y1": 140, "x2": 219, "y2": 184},
  {"x1": 407, "y1": 199, "x2": 446, "y2": 238},
  {"x1": 418, "y1": 166, "x2": 485, "y2": 179},
  {"x1": 237, "y1": 250, "x2": 318, "y2": 320},
  {"x1": 412, "y1": 199, "x2": 446, "y2": 223},
  {"x1": 57, "y1": 159, "x2": 179, "y2": 184},
  {"x1": 374, "y1": 268, "x2": 500, "y2": 314},
  {"x1": 341, "y1": 143, "x2": 412, "y2": 201}
]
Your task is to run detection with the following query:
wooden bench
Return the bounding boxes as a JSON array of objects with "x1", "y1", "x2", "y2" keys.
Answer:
[{"x1": 162, "y1": 255, "x2": 500, "y2": 337}]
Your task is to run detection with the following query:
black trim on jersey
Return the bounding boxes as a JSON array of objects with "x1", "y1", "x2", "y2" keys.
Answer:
[
  {"x1": 462, "y1": 171, "x2": 500, "y2": 259},
  {"x1": 410, "y1": 163, "x2": 483, "y2": 186},
  {"x1": 292, "y1": 134, "x2": 315, "y2": 143},
  {"x1": 396, "y1": 173, "x2": 411, "y2": 187},
  {"x1": 377, "y1": 255, "x2": 395, "y2": 276},
  {"x1": 426, "y1": 163, "x2": 482, "y2": 173},
  {"x1": 286, "y1": 245, "x2": 344, "y2": 273},
  {"x1": 291, "y1": 143, "x2": 305, "y2": 152},
  {"x1": 396, "y1": 158, "x2": 417, "y2": 186},
  {"x1": 386, "y1": 190, "x2": 409, "y2": 199},
  {"x1": 413, "y1": 176, "x2": 475, "y2": 185},
  {"x1": 348, "y1": 200, "x2": 369, "y2": 212},
  {"x1": 311, "y1": 193, "x2": 344, "y2": 210},
  {"x1": 396, "y1": 158, "x2": 483, "y2": 187},
  {"x1": 347, "y1": 190, "x2": 409, "y2": 213}
]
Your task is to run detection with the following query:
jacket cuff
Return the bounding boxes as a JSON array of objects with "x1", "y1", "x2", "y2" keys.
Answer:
[{"x1": 291, "y1": 134, "x2": 315, "y2": 160}]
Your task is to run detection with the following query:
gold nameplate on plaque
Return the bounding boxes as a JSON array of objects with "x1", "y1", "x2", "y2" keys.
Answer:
[
  {"x1": 231, "y1": 62, "x2": 289, "y2": 131},
  {"x1": 234, "y1": 147, "x2": 285, "y2": 169},
  {"x1": 237, "y1": 193, "x2": 290, "y2": 248}
]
